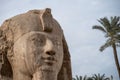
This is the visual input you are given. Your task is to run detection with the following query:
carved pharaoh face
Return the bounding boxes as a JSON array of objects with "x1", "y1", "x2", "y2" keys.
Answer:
[
  {"x1": 14, "y1": 31, "x2": 64, "y2": 75},
  {"x1": 0, "y1": 8, "x2": 72, "y2": 80}
]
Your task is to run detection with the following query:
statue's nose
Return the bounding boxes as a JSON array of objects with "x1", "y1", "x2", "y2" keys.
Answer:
[{"x1": 44, "y1": 39, "x2": 56, "y2": 56}]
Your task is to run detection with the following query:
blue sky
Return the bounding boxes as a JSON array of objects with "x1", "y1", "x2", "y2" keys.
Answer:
[{"x1": 0, "y1": 0, "x2": 120, "y2": 79}]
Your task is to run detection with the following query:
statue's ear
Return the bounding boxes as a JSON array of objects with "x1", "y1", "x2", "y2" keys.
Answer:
[{"x1": 58, "y1": 35, "x2": 72, "y2": 80}]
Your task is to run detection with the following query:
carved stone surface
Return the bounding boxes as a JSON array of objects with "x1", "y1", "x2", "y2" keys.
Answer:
[{"x1": 0, "y1": 8, "x2": 72, "y2": 80}]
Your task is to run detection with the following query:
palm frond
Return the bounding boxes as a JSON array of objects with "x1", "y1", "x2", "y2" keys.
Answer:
[
  {"x1": 76, "y1": 75, "x2": 79, "y2": 80},
  {"x1": 79, "y1": 76, "x2": 82, "y2": 80},
  {"x1": 116, "y1": 43, "x2": 120, "y2": 47},
  {"x1": 100, "y1": 41, "x2": 112, "y2": 52},
  {"x1": 92, "y1": 74, "x2": 97, "y2": 79},
  {"x1": 111, "y1": 16, "x2": 120, "y2": 28},
  {"x1": 110, "y1": 75, "x2": 113, "y2": 80},
  {"x1": 116, "y1": 23, "x2": 120, "y2": 28},
  {"x1": 92, "y1": 25, "x2": 106, "y2": 33},
  {"x1": 112, "y1": 27, "x2": 120, "y2": 33},
  {"x1": 72, "y1": 78, "x2": 76, "y2": 80},
  {"x1": 98, "y1": 17, "x2": 111, "y2": 32},
  {"x1": 98, "y1": 73, "x2": 101, "y2": 79},
  {"x1": 83, "y1": 75, "x2": 87, "y2": 80},
  {"x1": 104, "y1": 78, "x2": 110, "y2": 80},
  {"x1": 113, "y1": 34, "x2": 120, "y2": 43},
  {"x1": 101, "y1": 74, "x2": 105, "y2": 79},
  {"x1": 87, "y1": 77, "x2": 93, "y2": 80}
]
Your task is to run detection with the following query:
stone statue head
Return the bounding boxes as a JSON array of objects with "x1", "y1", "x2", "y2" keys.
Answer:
[{"x1": 0, "y1": 8, "x2": 72, "y2": 80}]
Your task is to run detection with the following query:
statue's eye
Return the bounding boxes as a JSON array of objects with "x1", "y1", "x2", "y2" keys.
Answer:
[
  {"x1": 54, "y1": 41, "x2": 61, "y2": 46},
  {"x1": 37, "y1": 38, "x2": 44, "y2": 45},
  {"x1": 52, "y1": 38, "x2": 62, "y2": 47},
  {"x1": 30, "y1": 34, "x2": 45, "y2": 46}
]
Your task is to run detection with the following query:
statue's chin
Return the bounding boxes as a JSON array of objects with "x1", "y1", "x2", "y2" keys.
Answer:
[
  {"x1": 40, "y1": 65, "x2": 55, "y2": 72},
  {"x1": 32, "y1": 67, "x2": 57, "y2": 80}
]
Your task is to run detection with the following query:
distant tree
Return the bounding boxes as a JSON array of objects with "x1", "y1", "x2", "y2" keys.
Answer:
[
  {"x1": 110, "y1": 75, "x2": 113, "y2": 80},
  {"x1": 92, "y1": 73, "x2": 111, "y2": 80},
  {"x1": 92, "y1": 74, "x2": 113, "y2": 80},
  {"x1": 92, "y1": 16, "x2": 120, "y2": 78},
  {"x1": 72, "y1": 75, "x2": 87, "y2": 80},
  {"x1": 72, "y1": 74, "x2": 113, "y2": 80}
]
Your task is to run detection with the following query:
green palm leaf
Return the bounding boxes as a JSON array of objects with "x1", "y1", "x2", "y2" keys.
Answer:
[
  {"x1": 100, "y1": 40, "x2": 112, "y2": 52},
  {"x1": 92, "y1": 25, "x2": 106, "y2": 33}
]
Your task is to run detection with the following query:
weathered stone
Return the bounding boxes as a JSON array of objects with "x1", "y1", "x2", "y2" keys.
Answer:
[{"x1": 0, "y1": 8, "x2": 72, "y2": 80}]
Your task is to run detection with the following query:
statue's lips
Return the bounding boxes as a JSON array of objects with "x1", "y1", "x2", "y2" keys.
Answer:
[{"x1": 42, "y1": 57, "x2": 56, "y2": 66}]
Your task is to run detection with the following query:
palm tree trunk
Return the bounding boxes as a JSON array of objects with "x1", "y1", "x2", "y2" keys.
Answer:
[{"x1": 112, "y1": 43, "x2": 120, "y2": 78}]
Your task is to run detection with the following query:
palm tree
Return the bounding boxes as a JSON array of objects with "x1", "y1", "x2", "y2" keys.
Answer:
[
  {"x1": 92, "y1": 16, "x2": 120, "y2": 78},
  {"x1": 72, "y1": 75, "x2": 87, "y2": 80},
  {"x1": 92, "y1": 73, "x2": 110, "y2": 80}
]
